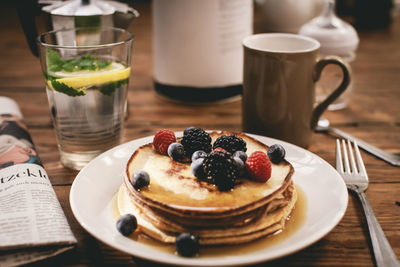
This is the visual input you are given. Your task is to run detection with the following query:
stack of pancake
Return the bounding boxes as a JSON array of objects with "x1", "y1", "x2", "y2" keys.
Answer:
[{"x1": 117, "y1": 131, "x2": 296, "y2": 245}]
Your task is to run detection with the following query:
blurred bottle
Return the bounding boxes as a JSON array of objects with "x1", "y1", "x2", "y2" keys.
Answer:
[
  {"x1": 255, "y1": 0, "x2": 323, "y2": 33},
  {"x1": 299, "y1": 0, "x2": 359, "y2": 110},
  {"x1": 352, "y1": 0, "x2": 393, "y2": 30},
  {"x1": 152, "y1": 0, "x2": 253, "y2": 103},
  {"x1": 336, "y1": 0, "x2": 394, "y2": 30}
]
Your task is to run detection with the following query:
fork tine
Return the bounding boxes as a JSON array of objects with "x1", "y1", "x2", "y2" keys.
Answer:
[
  {"x1": 336, "y1": 139, "x2": 344, "y2": 173},
  {"x1": 347, "y1": 140, "x2": 358, "y2": 173},
  {"x1": 353, "y1": 141, "x2": 369, "y2": 180},
  {"x1": 341, "y1": 139, "x2": 350, "y2": 173}
]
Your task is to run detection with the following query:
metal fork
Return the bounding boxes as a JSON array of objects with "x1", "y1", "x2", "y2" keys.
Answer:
[{"x1": 336, "y1": 139, "x2": 400, "y2": 267}]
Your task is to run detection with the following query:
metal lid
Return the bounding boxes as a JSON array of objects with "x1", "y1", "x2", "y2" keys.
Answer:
[
  {"x1": 298, "y1": 0, "x2": 359, "y2": 56},
  {"x1": 41, "y1": 0, "x2": 136, "y2": 16}
]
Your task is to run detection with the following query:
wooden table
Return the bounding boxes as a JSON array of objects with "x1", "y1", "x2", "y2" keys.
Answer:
[{"x1": 0, "y1": 2, "x2": 399, "y2": 266}]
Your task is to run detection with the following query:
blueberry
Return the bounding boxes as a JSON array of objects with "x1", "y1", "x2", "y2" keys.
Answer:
[
  {"x1": 191, "y1": 150, "x2": 207, "y2": 162},
  {"x1": 267, "y1": 144, "x2": 286, "y2": 164},
  {"x1": 175, "y1": 233, "x2": 199, "y2": 257},
  {"x1": 131, "y1": 171, "x2": 150, "y2": 190},
  {"x1": 116, "y1": 214, "x2": 137, "y2": 236},
  {"x1": 233, "y1": 150, "x2": 247, "y2": 162},
  {"x1": 167, "y1": 142, "x2": 185, "y2": 161},
  {"x1": 191, "y1": 158, "x2": 205, "y2": 179},
  {"x1": 233, "y1": 157, "x2": 245, "y2": 176}
]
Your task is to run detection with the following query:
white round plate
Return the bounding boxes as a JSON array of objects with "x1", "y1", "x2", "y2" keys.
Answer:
[{"x1": 70, "y1": 133, "x2": 348, "y2": 266}]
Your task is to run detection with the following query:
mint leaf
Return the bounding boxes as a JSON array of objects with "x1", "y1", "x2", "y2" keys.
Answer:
[
  {"x1": 49, "y1": 65, "x2": 62, "y2": 72},
  {"x1": 81, "y1": 54, "x2": 94, "y2": 60},
  {"x1": 98, "y1": 60, "x2": 111, "y2": 69},
  {"x1": 51, "y1": 80, "x2": 86, "y2": 97},
  {"x1": 99, "y1": 78, "x2": 129, "y2": 96},
  {"x1": 47, "y1": 49, "x2": 64, "y2": 72},
  {"x1": 46, "y1": 49, "x2": 112, "y2": 73},
  {"x1": 61, "y1": 62, "x2": 75, "y2": 72},
  {"x1": 78, "y1": 58, "x2": 96, "y2": 70},
  {"x1": 47, "y1": 49, "x2": 63, "y2": 65}
]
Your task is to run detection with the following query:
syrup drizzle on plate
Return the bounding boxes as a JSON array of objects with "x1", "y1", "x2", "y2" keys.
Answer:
[{"x1": 113, "y1": 185, "x2": 307, "y2": 257}]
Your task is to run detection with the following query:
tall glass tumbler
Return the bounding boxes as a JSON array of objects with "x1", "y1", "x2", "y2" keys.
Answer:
[{"x1": 37, "y1": 27, "x2": 133, "y2": 170}]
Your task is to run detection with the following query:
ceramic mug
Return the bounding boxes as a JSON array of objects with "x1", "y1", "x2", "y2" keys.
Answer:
[{"x1": 242, "y1": 33, "x2": 350, "y2": 148}]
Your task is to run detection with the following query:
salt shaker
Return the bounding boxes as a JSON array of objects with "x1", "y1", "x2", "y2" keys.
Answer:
[{"x1": 299, "y1": 0, "x2": 359, "y2": 110}]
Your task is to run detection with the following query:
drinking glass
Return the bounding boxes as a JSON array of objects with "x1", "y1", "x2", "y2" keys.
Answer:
[{"x1": 37, "y1": 27, "x2": 133, "y2": 170}]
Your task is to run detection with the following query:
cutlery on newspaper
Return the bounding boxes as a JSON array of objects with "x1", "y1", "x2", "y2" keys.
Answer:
[
  {"x1": 336, "y1": 139, "x2": 400, "y2": 267},
  {"x1": 316, "y1": 118, "x2": 400, "y2": 166}
]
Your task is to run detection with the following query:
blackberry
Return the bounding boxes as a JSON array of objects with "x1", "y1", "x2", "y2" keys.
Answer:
[
  {"x1": 203, "y1": 150, "x2": 239, "y2": 191},
  {"x1": 212, "y1": 134, "x2": 247, "y2": 154},
  {"x1": 181, "y1": 127, "x2": 212, "y2": 157},
  {"x1": 183, "y1": 126, "x2": 196, "y2": 135}
]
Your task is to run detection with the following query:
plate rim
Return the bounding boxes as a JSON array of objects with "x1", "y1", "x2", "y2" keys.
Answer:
[{"x1": 70, "y1": 132, "x2": 348, "y2": 266}]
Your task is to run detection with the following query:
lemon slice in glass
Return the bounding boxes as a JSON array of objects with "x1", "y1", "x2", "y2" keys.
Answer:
[{"x1": 52, "y1": 62, "x2": 130, "y2": 89}]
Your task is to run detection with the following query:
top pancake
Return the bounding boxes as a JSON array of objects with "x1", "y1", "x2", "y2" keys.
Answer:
[{"x1": 125, "y1": 131, "x2": 294, "y2": 216}]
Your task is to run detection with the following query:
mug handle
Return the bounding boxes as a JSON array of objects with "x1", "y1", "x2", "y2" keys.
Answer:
[{"x1": 310, "y1": 56, "x2": 351, "y2": 129}]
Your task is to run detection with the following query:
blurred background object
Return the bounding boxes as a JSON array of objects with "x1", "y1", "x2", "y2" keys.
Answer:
[
  {"x1": 336, "y1": 0, "x2": 394, "y2": 30},
  {"x1": 299, "y1": 0, "x2": 359, "y2": 110},
  {"x1": 152, "y1": 0, "x2": 253, "y2": 103},
  {"x1": 16, "y1": 0, "x2": 139, "y2": 57},
  {"x1": 254, "y1": 0, "x2": 323, "y2": 33}
]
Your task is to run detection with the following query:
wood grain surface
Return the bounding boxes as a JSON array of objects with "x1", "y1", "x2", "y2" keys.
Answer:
[{"x1": 0, "y1": 1, "x2": 399, "y2": 266}]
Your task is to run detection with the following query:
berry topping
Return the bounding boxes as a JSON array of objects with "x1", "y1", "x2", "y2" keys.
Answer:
[
  {"x1": 245, "y1": 151, "x2": 271, "y2": 182},
  {"x1": 167, "y1": 142, "x2": 185, "y2": 162},
  {"x1": 233, "y1": 150, "x2": 248, "y2": 162},
  {"x1": 153, "y1": 129, "x2": 176, "y2": 155},
  {"x1": 212, "y1": 147, "x2": 227, "y2": 153},
  {"x1": 183, "y1": 126, "x2": 196, "y2": 135},
  {"x1": 131, "y1": 171, "x2": 150, "y2": 190},
  {"x1": 175, "y1": 233, "x2": 199, "y2": 257},
  {"x1": 181, "y1": 127, "x2": 212, "y2": 157},
  {"x1": 233, "y1": 156, "x2": 245, "y2": 176},
  {"x1": 116, "y1": 214, "x2": 137, "y2": 236},
  {"x1": 212, "y1": 134, "x2": 247, "y2": 154},
  {"x1": 203, "y1": 150, "x2": 239, "y2": 191},
  {"x1": 191, "y1": 150, "x2": 207, "y2": 162},
  {"x1": 190, "y1": 158, "x2": 205, "y2": 179},
  {"x1": 267, "y1": 144, "x2": 286, "y2": 164}
]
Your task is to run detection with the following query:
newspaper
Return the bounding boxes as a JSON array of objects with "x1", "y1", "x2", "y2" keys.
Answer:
[{"x1": 0, "y1": 97, "x2": 76, "y2": 267}]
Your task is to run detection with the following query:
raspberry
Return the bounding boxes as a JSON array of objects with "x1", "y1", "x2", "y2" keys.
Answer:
[
  {"x1": 213, "y1": 134, "x2": 247, "y2": 154},
  {"x1": 245, "y1": 151, "x2": 271, "y2": 182},
  {"x1": 153, "y1": 129, "x2": 176, "y2": 155}
]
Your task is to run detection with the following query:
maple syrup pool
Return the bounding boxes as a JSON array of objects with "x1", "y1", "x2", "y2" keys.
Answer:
[{"x1": 112, "y1": 185, "x2": 307, "y2": 258}]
